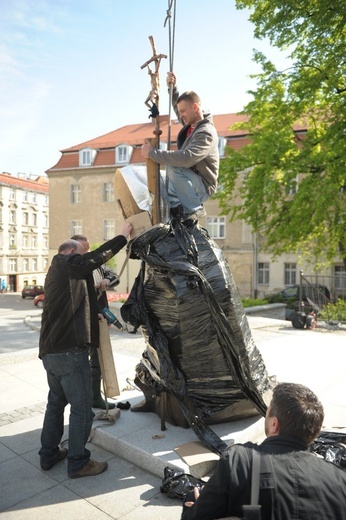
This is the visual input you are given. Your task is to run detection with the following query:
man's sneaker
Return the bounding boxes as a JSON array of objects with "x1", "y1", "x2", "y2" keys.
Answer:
[
  {"x1": 40, "y1": 448, "x2": 68, "y2": 471},
  {"x1": 69, "y1": 459, "x2": 108, "y2": 479}
]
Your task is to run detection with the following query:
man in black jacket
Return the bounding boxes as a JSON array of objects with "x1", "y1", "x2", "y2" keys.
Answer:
[
  {"x1": 71, "y1": 234, "x2": 119, "y2": 410},
  {"x1": 38, "y1": 222, "x2": 132, "y2": 478},
  {"x1": 181, "y1": 382, "x2": 346, "y2": 519}
]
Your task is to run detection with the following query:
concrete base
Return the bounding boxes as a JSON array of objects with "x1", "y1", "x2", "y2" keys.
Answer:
[{"x1": 90, "y1": 389, "x2": 265, "y2": 479}]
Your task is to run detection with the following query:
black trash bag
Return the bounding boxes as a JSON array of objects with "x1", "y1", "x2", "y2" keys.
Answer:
[
  {"x1": 311, "y1": 431, "x2": 346, "y2": 470},
  {"x1": 160, "y1": 466, "x2": 206, "y2": 500},
  {"x1": 291, "y1": 311, "x2": 307, "y2": 329}
]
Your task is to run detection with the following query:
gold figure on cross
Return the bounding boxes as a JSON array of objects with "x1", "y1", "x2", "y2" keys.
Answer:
[{"x1": 141, "y1": 36, "x2": 167, "y2": 114}]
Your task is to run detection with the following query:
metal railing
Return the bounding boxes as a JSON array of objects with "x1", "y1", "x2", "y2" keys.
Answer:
[
  {"x1": 298, "y1": 271, "x2": 346, "y2": 313},
  {"x1": 302, "y1": 273, "x2": 346, "y2": 302}
]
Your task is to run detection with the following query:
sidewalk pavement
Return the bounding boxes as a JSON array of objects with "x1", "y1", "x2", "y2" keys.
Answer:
[{"x1": 1, "y1": 309, "x2": 346, "y2": 518}]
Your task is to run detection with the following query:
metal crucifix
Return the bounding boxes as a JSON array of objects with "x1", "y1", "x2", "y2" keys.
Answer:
[{"x1": 141, "y1": 36, "x2": 167, "y2": 224}]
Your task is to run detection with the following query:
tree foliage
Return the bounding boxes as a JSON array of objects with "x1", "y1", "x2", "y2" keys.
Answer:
[{"x1": 217, "y1": 0, "x2": 346, "y2": 268}]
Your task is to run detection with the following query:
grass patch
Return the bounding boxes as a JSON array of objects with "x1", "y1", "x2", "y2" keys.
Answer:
[{"x1": 241, "y1": 298, "x2": 269, "y2": 308}]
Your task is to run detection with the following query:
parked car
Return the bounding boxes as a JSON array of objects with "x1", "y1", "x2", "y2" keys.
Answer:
[
  {"x1": 33, "y1": 293, "x2": 45, "y2": 308},
  {"x1": 265, "y1": 284, "x2": 332, "y2": 319},
  {"x1": 22, "y1": 284, "x2": 44, "y2": 299}
]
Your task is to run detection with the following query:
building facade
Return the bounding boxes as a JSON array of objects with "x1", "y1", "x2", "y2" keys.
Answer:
[
  {"x1": 0, "y1": 172, "x2": 49, "y2": 292},
  {"x1": 45, "y1": 114, "x2": 346, "y2": 298}
]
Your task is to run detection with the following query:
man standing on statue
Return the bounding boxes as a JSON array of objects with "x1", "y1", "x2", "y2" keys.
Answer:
[{"x1": 141, "y1": 72, "x2": 219, "y2": 220}]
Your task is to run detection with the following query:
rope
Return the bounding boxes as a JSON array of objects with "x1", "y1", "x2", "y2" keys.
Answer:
[
  {"x1": 117, "y1": 241, "x2": 132, "y2": 281},
  {"x1": 164, "y1": 0, "x2": 177, "y2": 151}
]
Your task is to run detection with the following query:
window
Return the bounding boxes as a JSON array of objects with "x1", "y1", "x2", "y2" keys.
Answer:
[
  {"x1": 9, "y1": 188, "x2": 15, "y2": 201},
  {"x1": 206, "y1": 217, "x2": 225, "y2": 239},
  {"x1": 9, "y1": 259, "x2": 17, "y2": 272},
  {"x1": 43, "y1": 236, "x2": 48, "y2": 248},
  {"x1": 23, "y1": 191, "x2": 28, "y2": 202},
  {"x1": 32, "y1": 258, "x2": 37, "y2": 271},
  {"x1": 71, "y1": 220, "x2": 82, "y2": 236},
  {"x1": 23, "y1": 258, "x2": 29, "y2": 271},
  {"x1": 334, "y1": 265, "x2": 346, "y2": 290},
  {"x1": 43, "y1": 258, "x2": 49, "y2": 270},
  {"x1": 31, "y1": 236, "x2": 37, "y2": 248},
  {"x1": 23, "y1": 235, "x2": 29, "y2": 248},
  {"x1": 32, "y1": 192, "x2": 36, "y2": 203},
  {"x1": 23, "y1": 212, "x2": 29, "y2": 225},
  {"x1": 116, "y1": 145, "x2": 133, "y2": 164},
  {"x1": 32, "y1": 213, "x2": 37, "y2": 226},
  {"x1": 218, "y1": 137, "x2": 227, "y2": 158},
  {"x1": 9, "y1": 235, "x2": 16, "y2": 248},
  {"x1": 82, "y1": 150, "x2": 91, "y2": 165},
  {"x1": 79, "y1": 148, "x2": 96, "y2": 166},
  {"x1": 70, "y1": 184, "x2": 81, "y2": 204},
  {"x1": 284, "y1": 263, "x2": 296, "y2": 285},
  {"x1": 103, "y1": 183, "x2": 114, "y2": 202},
  {"x1": 159, "y1": 141, "x2": 167, "y2": 151},
  {"x1": 43, "y1": 213, "x2": 48, "y2": 227},
  {"x1": 258, "y1": 262, "x2": 270, "y2": 285},
  {"x1": 44, "y1": 194, "x2": 48, "y2": 206},
  {"x1": 10, "y1": 210, "x2": 16, "y2": 224},
  {"x1": 103, "y1": 219, "x2": 115, "y2": 240}
]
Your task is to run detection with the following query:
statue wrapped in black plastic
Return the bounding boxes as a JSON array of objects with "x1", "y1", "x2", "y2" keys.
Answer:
[{"x1": 121, "y1": 215, "x2": 273, "y2": 455}]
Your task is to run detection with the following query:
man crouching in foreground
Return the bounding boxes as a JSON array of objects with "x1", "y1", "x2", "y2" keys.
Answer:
[{"x1": 181, "y1": 382, "x2": 346, "y2": 519}]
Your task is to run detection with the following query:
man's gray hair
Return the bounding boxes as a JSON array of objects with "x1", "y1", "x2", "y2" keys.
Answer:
[{"x1": 58, "y1": 239, "x2": 81, "y2": 254}]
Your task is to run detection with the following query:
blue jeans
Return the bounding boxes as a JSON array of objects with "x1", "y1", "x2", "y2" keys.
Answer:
[
  {"x1": 39, "y1": 350, "x2": 93, "y2": 474},
  {"x1": 165, "y1": 166, "x2": 209, "y2": 213}
]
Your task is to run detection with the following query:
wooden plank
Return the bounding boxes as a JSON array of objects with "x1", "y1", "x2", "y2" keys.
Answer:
[
  {"x1": 98, "y1": 319, "x2": 120, "y2": 398},
  {"x1": 146, "y1": 137, "x2": 161, "y2": 224}
]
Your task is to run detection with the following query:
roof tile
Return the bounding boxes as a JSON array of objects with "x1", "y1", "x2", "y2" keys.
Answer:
[{"x1": 0, "y1": 172, "x2": 49, "y2": 192}]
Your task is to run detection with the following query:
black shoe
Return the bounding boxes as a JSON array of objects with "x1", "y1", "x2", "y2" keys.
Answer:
[
  {"x1": 41, "y1": 448, "x2": 68, "y2": 471},
  {"x1": 117, "y1": 401, "x2": 131, "y2": 410}
]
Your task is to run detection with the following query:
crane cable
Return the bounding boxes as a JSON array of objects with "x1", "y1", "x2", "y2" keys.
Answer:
[{"x1": 164, "y1": 0, "x2": 177, "y2": 151}]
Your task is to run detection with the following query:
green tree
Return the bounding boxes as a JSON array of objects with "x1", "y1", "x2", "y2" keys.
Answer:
[{"x1": 218, "y1": 0, "x2": 346, "y2": 268}]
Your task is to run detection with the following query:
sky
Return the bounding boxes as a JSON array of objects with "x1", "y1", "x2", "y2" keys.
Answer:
[{"x1": 0, "y1": 0, "x2": 290, "y2": 177}]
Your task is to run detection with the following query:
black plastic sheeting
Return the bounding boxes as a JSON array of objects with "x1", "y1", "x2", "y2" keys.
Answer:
[
  {"x1": 121, "y1": 216, "x2": 272, "y2": 455},
  {"x1": 311, "y1": 431, "x2": 346, "y2": 469}
]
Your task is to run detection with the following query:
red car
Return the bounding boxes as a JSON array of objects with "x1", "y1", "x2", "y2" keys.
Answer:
[
  {"x1": 33, "y1": 293, "x2": 45, "y2": 308},
  {"x1": 22, "y1": 284, "x2": 44, "y2": 299}
]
